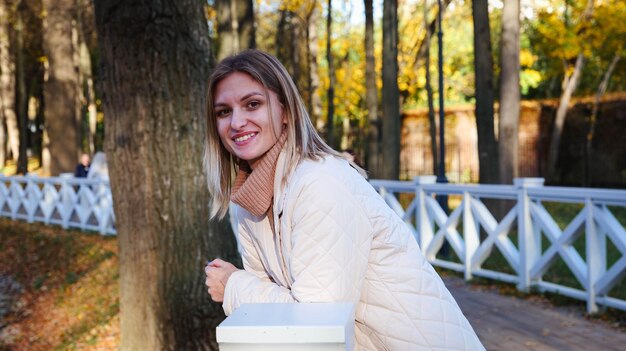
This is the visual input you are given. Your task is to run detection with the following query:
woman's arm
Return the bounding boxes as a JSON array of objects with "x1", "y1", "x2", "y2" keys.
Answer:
[{"x1": 222, "y1": 173, "x2": 373, "y2": 314}]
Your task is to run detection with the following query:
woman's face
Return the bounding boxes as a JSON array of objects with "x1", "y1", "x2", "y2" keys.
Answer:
[{"x1": 214, "y1": 72, "x2": 285, "y2": 165}]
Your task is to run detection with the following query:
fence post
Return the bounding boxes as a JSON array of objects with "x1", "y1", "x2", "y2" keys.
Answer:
[
  {"x1": 463, "y1": 191, "x2": 479, "y2": 281},
  {"x1": 586, "y1": 198, "x2": 605, "y2": 314},
  {"x1": 414, "y1": 176, "x2": 436, "y2": 257},
  {"x1": 515, "y1": 177, "x2": 544, "y2": 292}
]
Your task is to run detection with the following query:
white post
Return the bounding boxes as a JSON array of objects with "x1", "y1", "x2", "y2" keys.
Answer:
[
  {"x1": 586, "y1": 199, "x2": 605, "y2": 314},
  {"x1": 217, "y1": 303, "x2": 355, "y2": 351},
  {"x1": 515, "y1": 177, "x2": 544, "y2": 292},
  {"x1": 414, "y1": 176, "x2": 436, "y2": 256},
  {"x1": 463, "y1": 191, "x2": 479, "y2": 281}
]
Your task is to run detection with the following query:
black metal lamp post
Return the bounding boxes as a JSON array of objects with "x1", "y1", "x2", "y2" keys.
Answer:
[{"x1": 437, "y1": 0, "x2": 449, "y2": 213}]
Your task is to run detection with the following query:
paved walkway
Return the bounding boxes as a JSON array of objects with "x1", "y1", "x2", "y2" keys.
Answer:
[{"x1": 444, "y1": 277, "x2": 626, "y2": 351}]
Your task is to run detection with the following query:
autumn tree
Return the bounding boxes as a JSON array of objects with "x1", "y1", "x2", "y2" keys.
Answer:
[
  {"x1": 381, "y1": 0, "x2": 400, "y2": 179},
  {"x1": 0, "y1": 0, "x2": 20, "y2": 168},
  {"x1": 93, "y1": 1, "x2": 240, "y2": 349},
  {"x1": 216, "y1": 0, "x2": 255, "y2": 60},
  {"x1": 42, "y1": 0, "x2": 79, "y2": 175},
  {"x1": 471, "y1": 0, "x2": 498, "y2": 184},
  {"x1": 498, "y1": 0, "x2": 520, "y2": 185},
  {"x1": 545, "y1": 0, "x2": 594, "y2": 180},
  {"x1": 364, "y1": 0, "x2": 379, "y2": 176},
  {"x1": 0, "y1": 0, "x2": 13, "y2": 167}
]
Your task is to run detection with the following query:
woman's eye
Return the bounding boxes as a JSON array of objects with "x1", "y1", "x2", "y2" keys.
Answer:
[
  {"x1": 247, "y1": 101, "x2": 260, "y2": 109},
  {"x1": 216, "y1": 109, "x2": 231, "y2": 118}
]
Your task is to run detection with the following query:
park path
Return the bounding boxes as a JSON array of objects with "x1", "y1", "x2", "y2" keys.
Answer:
[{"x1": 444, "y1": 277, "x2": 626, "y2": 351}]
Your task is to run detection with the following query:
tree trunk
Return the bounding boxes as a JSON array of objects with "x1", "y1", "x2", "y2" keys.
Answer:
[
  {"x1": 0, "y1": 0, "x2": 13, "y2": 167},
  {"x1": 75, "y1": 0, "x2": 96, "y2": 155},
  {"x1": 424, "y1": 0, "x2": 437, "y2": 176},
  {"x1": 364, "y1": 0, "x2": 380, "y2": 176},
  {"x1": 216, "y1": 0, "x2": 255, "y2": 61},
  {"x1": 16, "y1": 0, "x2": 28, "y2": 174},
  {"x1": 94, "y1": 1, "x2": 240, "y2": 349},
  {"x1": 326, "y1": 0, "x2": 336, "y2": 149},
  {"x1": 42, "y1": 0, "x2": 79, "y2": 175},
  {"x1": 381, "y1": 0, "x2": 400, "y2": 180},
  {"x1": 546, "y1": 0, "x2": 594, "y2": 181},
  {"x1": 0, "y1": 0, "x2": 19, "y2": 164},
  {"x1": 306, "y1": 2, "x2": 322, "y2": 128},
  {"x1": 546, "y1": 54, "x2": 584, "y2": 180},
  {"x1": 497, "y1": 0, "x2": 520, "y2": 185},
  {"x1": 585, "y1": 52, "x2": 620, "y2": 186}
]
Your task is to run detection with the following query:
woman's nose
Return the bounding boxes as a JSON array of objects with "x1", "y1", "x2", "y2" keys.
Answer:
[{"x1": 230, "y1": 109, "x2": 247, "y2": 130}]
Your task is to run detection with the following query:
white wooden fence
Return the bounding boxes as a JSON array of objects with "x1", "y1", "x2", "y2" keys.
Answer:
[
  {"x1": 2, "y1": 173, "x2": 626, "y2": 314},
  {"x1": 0, "y1": 174, "x2": 115, "y2": 235},
  {"x1": 370, "y1": 176, "x2": 626, "y2": 314}
]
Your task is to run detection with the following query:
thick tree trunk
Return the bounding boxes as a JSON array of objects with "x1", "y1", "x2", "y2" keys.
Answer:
[
  {"x1": 472, "y1": 0, "x2": 498, "y2": 184},
  {"x1": 94, "y1": 1, "x2": 240, "y2": 349},
  {"x1": 216, "y1": 0, "x2": 255, "y2": 61},
  {"x1": 424, "y1": 0, "x2": 437, "y2": 176},
  {"x1": 326, "y1": 0, "x2": 336, "y2": 149},
  {"x1": 497, "y1": 0, "x2": 520, "y2": 185},
  {"x1": 381, "y1": 0, "x2": 400, "y2": 180},
  {"x1": 364, "y1": 0, "x2": 380, "y2": 176},
  {"x1": 42, "y1": 0, "x2": 79, "y2": 175}
]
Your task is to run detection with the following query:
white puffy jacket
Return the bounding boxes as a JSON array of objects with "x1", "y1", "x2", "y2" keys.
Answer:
[{"x1": 223, "y1": 153, "x2": 485, "y2": 351}]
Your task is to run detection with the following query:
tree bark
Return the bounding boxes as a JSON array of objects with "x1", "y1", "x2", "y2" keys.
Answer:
[
  {"x1": 424, "y1": 0, "x2": 438, "y2": 176},
  {"x1": 497, "y1": 0, "x2": 520, "y2": 185},
  {"x1": 94, "y1": 1, "x2": 240, "y2": 349},
  {"x1": 381, "y1": 0, "x2": 400, "y2": 179},
  {"x1": 16, "y1": 0, "x2": 28, "y2": 174},
  {"x1": 76, "y1": 0, "x2": 97, "y2": 155},
  {"x1": 306, "y1": 2, "x2": 322, "y2": 127},
  {"x1": 0, "y1": 0, "x2": 13, "y2": 167},
  {"x1": 326, "y1": 0, "x2": 336, "y2": 149},
  {"x1": 42, "y1": 0, "x2": 79, "y2": 175},
  {"x1": 216, "y1": 0, "x2": 255, "y2": 61},
  {"x1": 364, "y1": 0, "x2": 380, "y2": 176}
]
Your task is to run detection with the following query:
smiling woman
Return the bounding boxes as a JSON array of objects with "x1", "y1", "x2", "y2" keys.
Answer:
[
  {"x1": 214, "y1": 72, "x2": 285, "y2": 165},
  {"x1": 202, "y1": 49, "x2": 485, "y2": 351}
]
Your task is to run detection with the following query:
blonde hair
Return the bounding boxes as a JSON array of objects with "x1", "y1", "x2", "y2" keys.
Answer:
[{"x1": 205, "y1": 49, "x2": 362, "y2": 219}]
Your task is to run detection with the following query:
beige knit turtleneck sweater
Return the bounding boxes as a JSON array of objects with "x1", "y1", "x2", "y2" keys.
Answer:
[{"x1": 231, "y1": 130, "x2": 288, "y2": 231}]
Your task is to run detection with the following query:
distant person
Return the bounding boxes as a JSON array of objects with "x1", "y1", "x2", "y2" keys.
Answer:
[
  {"x1": 87, "y1": 152, "x2": 109, "y2": 181},
  {"x1": 74, "y1": 153, "x2": 90, "y2": 178}
]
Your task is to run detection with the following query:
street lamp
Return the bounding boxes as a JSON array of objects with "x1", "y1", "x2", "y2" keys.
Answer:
[{"x1": 437, "y1": 0, "x2": 449, "y2": 213}]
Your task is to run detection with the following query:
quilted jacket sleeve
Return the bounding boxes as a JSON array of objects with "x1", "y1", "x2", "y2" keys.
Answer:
[{"x1": 222, "y1": 172, "x2": 373, "y2": 315}]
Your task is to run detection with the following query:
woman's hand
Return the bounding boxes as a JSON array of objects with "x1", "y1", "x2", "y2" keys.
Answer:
[{"x1": 204, "y1": 258, "x2": 239, "y2": 302}]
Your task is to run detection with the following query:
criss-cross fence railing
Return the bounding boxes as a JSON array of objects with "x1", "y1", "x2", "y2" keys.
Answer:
[
  {"x1": 370, "y1": 176, "x2": 626, "y2": 314},
  {"x1": 0, "y1": 174, "x2": 115, "y2": 235},
  {"x1": 3, "y1": 173, "x2": 626, "y2": 313}
]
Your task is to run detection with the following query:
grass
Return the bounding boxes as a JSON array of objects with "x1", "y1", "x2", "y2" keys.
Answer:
[{"x1": 0, "y1": 218, "x2": 119, "y2": 351}]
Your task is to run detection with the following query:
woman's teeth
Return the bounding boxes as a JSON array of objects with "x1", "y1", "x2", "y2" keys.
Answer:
[{"x1": 234, "y1": 133, "x2": 256, "y2": 142}]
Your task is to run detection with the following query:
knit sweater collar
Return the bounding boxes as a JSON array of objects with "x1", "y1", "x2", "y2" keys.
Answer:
[{"x1": 231, "y1": 130, "x2": 288, "y2": 217}]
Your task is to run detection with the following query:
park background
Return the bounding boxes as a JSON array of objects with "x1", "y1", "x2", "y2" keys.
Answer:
[{"x1": 0, "y1": 0, "x2": 625, "y2": 350}]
